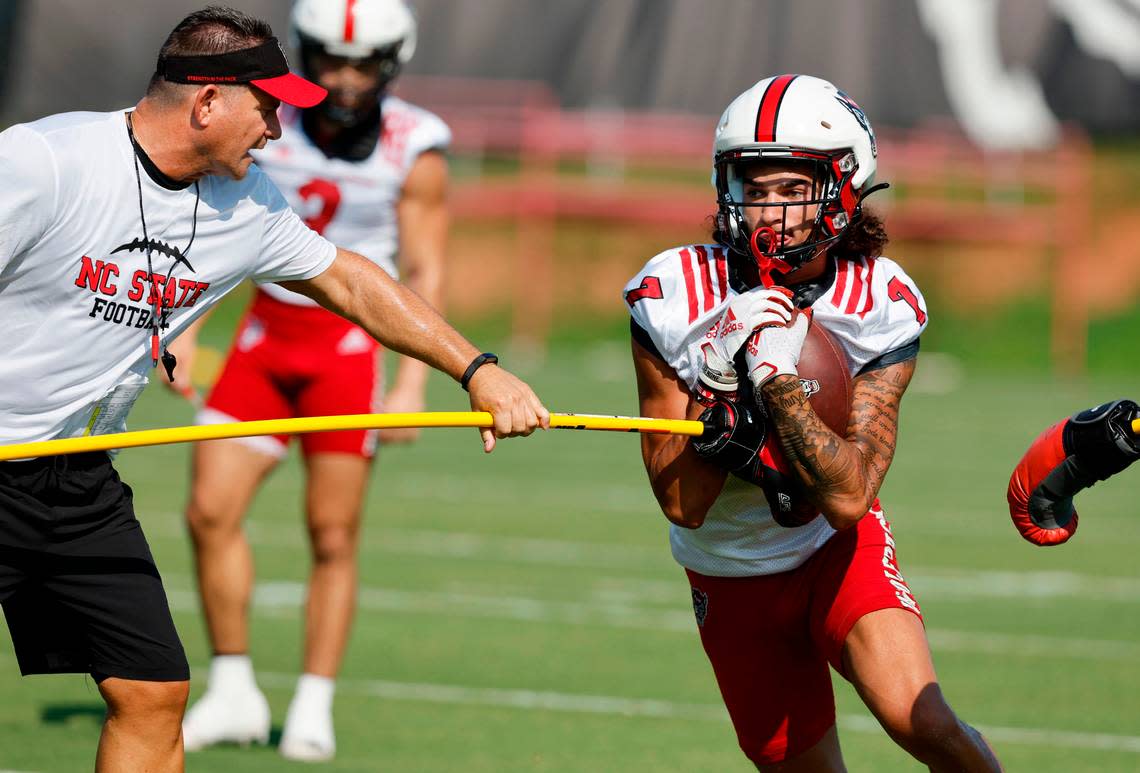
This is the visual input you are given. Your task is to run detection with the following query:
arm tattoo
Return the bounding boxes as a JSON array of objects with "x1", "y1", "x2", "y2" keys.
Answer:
[{"x1": 761, "y1": 358, "x2": 916, "y2": 511}]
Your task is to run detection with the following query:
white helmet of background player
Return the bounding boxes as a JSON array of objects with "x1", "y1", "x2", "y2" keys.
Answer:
[
  {"x1": 713, "y1": 74, "x2": 884, "y2": 271},
  {"x1": 291, "y1": 0, "x2": 417, "y2": 123}
]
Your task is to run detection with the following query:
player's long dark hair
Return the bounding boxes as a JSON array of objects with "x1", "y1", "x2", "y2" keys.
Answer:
[{"x1": 832, "y1": 208, "x2": 889, "y2": 260}]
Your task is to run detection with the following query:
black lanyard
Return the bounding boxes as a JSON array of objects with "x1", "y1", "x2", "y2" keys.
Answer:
[{"x1": 125, "y1": 113, "x2": 199, "y2": 382}]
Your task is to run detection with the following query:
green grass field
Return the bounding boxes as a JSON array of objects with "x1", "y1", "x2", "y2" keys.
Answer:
[{"x1": 1, "y1": 299, "x2": 1138, "y2": 771}]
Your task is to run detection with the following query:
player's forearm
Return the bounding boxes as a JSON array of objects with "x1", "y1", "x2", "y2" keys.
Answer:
[
  {"x1": 760, "y1": 375, "x2": 873, "y2": 529},
  {"x1": 644, "y1": 399, "x2": 728, "y2": 528},
  {"x1": 401, "y1": 248, "x2": 445, "y2": 313}
]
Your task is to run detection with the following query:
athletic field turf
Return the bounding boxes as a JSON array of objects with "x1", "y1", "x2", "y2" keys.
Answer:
[{"x1": 1, "y1": 336, "x2": 1137, "y2": 771}]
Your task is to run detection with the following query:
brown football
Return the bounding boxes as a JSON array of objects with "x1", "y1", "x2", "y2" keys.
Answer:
[
  {"x1": 796, "y1": 311, "x2": 852, "y2": 434},
  {"x1": 763, "y1": 310, "x2": 853, "y2": 528}
]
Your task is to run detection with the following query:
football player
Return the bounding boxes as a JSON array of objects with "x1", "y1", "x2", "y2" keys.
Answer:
[
  {"x1": 626, "y1": 75, "x2": 1001, "y2": 771},
  {"x1": 174, "y1": 0, "x2": 449, "y2": 761}
]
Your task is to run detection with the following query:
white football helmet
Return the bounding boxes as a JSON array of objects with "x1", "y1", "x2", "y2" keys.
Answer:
[
  {"x1": 713, "y1": 74, "x2": 883, "y2": 272},
  {"x1": 291, "y1": 0, "x2": 416, "y2": 80},
  {"x1": 290, "y1": 0, "x2": 417, "y2": 126}
]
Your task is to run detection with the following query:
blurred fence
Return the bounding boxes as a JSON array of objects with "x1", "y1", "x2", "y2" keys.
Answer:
[{"x1": 397, "y1": 76, "x2": 1097, "y2": 375}]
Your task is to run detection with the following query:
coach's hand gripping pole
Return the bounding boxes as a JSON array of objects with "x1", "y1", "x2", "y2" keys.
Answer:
[{"x1": 0, "y1": 412, "x2": 706, "y2": 462}]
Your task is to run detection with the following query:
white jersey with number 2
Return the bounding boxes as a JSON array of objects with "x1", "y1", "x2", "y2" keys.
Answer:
[
  {"x1": 625, "y1": 245, "x2": 928, "y2": 577},
  {"x1": 252, "y1": 96, "x2": 450, "y2": 306}
]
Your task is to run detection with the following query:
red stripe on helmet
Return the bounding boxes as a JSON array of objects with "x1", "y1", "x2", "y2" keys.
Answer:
[
  {"x1": 754, "y1": 74, "x2": 798, "y2": 143},
  {"x1": 344, "y1": 0, "x2": 357, "y2": 42}
]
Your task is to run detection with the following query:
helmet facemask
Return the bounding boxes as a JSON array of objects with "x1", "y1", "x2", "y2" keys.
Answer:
[
  {"x1": 298, "y1": 35, "x2": 404, "y2": 127},
  {"x1": 714, "y1": 147, "x2": 860, "y2": 287}
]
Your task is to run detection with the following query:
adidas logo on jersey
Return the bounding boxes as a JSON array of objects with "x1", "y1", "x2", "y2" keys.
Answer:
[{"x1": 720, "y1": 308, "x2": 745, "y2": 338}]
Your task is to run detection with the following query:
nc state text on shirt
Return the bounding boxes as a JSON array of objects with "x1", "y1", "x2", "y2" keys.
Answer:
[{"x1": 74, "y1": 255, "x2": 211, "y2": 308}]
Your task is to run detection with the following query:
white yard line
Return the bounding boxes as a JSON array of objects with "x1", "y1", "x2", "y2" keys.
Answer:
[
  {"x1": 162, "y1": 579, "x2": 1140, "y2": 662},
  {"x1": 252, "y1": 670, "x2": 1140, "y2": 754},
  {"x1": 146, "y1": 512, "x2": 1140, "y2": 603}
]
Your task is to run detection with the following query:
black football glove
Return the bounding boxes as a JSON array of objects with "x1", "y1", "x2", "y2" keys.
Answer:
[
  {"x1": 1064, "y1": 399, "x2": 1140, "y2": 481},
  {"x1": 692, "y1": 399, "x2": 819, "y2": 527},
  {"x1": 692, "y1": 399, "x2": 767, "y2": 474}
]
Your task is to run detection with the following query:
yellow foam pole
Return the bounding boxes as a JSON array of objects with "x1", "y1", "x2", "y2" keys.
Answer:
[{"x1": 0, "y1": 412, "x2": 705, "y2": 462}]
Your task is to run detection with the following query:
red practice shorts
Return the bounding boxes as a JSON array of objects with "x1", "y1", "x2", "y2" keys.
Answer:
[
  {"x1": 202, "y1": 289, "x2": 383, "y2": 459},
  {"x1": 685, "y1": 504, "x2": 922, "y2": 766}
]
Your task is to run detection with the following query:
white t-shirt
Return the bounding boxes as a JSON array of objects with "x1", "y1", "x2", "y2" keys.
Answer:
[
  {"x1": 0, "y1": 110, "x2": 337, "y2": 446},
  {"x1": 252, "y1": 95, "x2": 450, "y2": 306},
  {"x1": 625, "y1": 245, "x2": 928, "y2": 577}
]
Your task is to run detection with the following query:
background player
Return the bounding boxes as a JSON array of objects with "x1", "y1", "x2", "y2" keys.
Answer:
[
  {"x1": 174, "y1": 0, "x2": 448, "y2": 762},
  {"x1": 625, "y1": 75, "x2": 1001, "y2": 770}
]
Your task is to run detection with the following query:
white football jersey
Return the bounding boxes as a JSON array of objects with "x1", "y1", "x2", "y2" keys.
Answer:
[
  {"x1": 0, "y1": 110, "x2": 337, "y2": 446},
  {"x1": 252, "y1": 96, "x2": 450, "y2": 306},
  {"x1": 625, "y1": 244, "x2": 928, "y2": 576}
]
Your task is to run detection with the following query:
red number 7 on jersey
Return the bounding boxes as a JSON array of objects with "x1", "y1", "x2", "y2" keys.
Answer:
[
  {"x1": 887, "y1": 277, "x2": 927, "y2": 324},
  {"x1": 625, "y1": 277, "x2": 664, "y2": 307}
]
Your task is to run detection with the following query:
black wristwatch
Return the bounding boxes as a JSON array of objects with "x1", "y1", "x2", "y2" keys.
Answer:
[{"x1": 460, "y1": 352, "x2": 499, "y2": 391}]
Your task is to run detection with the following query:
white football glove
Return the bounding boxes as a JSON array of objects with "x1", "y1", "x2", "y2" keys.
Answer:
[
  {"x1": 696, "y1": 287, "x2": 794, "y2": 401},
  {"x1": 744, "y1": 310, "x2": 811, "y2": 390}
]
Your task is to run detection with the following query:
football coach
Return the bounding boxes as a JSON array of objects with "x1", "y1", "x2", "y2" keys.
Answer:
[{"x1": 0, "y1": 6, "x2": 548, "y2": 770}]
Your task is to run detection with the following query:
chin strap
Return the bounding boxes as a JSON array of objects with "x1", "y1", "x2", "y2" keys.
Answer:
[{"x1": 749, "y1": 227, "x2": 791, "y2": 289}]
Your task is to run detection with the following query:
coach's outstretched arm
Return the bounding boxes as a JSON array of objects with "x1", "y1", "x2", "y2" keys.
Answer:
[{"x1": 282, "y1": 247, "x2": 550, "y2": 451}]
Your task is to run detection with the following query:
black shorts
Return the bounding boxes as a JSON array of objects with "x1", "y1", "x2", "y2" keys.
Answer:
[{"x1": 0, "y1": 452, "x2": 189, "y2": 681}]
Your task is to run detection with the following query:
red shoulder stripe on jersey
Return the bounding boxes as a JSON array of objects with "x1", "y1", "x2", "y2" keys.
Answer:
[
  {"x1": 679, "y1": 248, "x2": 699, "y2": 323},
  {"x1": 857, "y1": 257, "x2": 877, "y2": 318},
  {"x1": 830, "y1": 258, "x2": 850, "y2": 309},
  {"x1": 695, "y1": 245, "x2": 716, "y2": 313},
  {"x1": 713, "y1": 246, "x2": 728, "y2": 301},
  {"x1": 754, "y1": 74, "x2": 798, "y2": 143},
  {"x1": 844, "y1": 258, "x2": 867, "y2": 315},
  {"x1": 344, "y1": 0, "x2": 357, "y2": 42}
]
